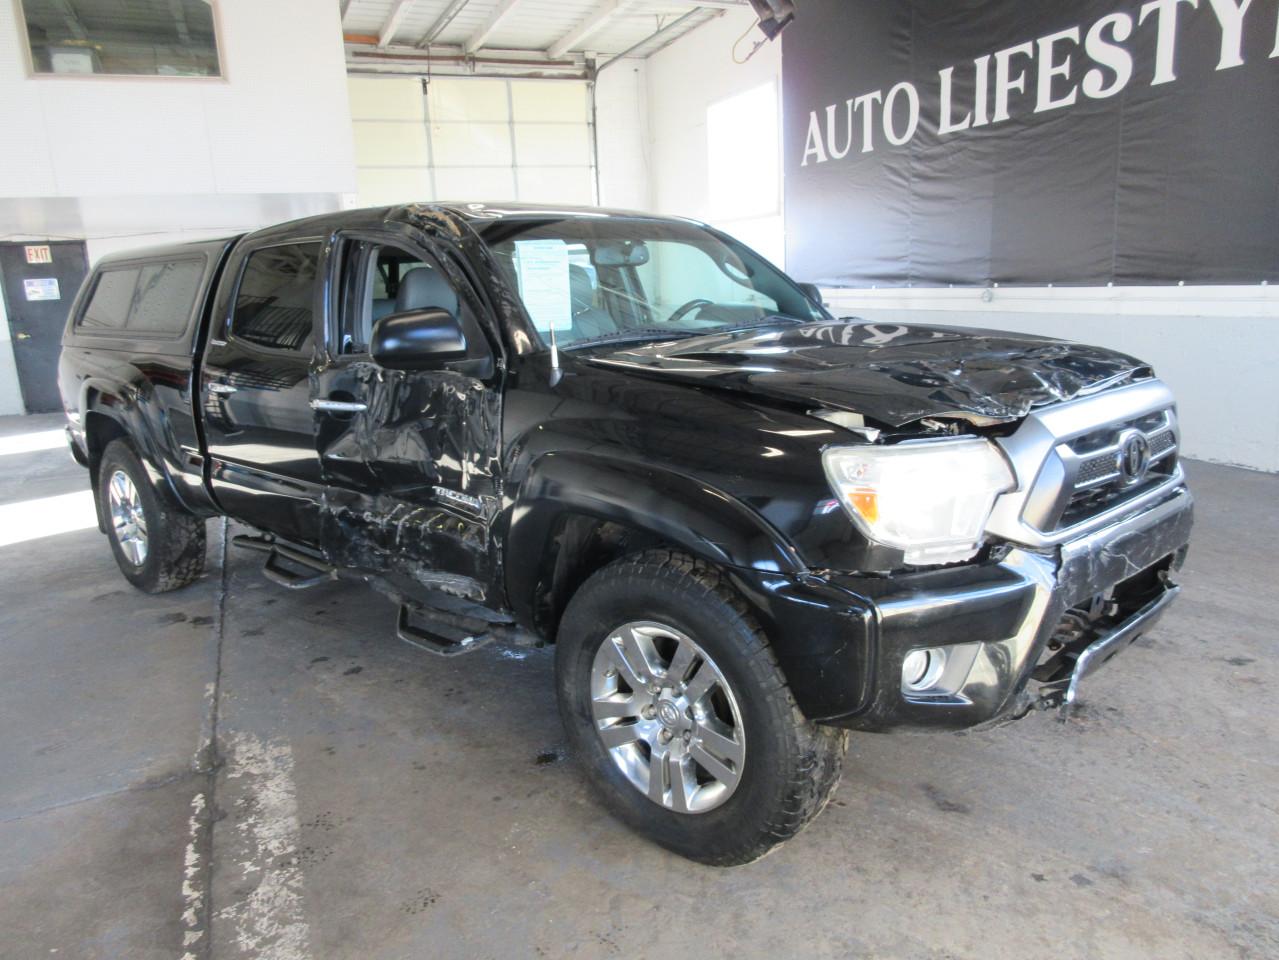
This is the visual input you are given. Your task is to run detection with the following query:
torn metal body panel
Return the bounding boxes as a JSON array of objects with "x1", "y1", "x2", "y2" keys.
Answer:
[{"x1": 313, "y1": 358, "x2": 502, "y2": 604}]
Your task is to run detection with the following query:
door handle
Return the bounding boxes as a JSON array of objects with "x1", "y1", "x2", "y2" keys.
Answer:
[
  {"x1": 310, "y1": 398, "x2": 367, "y2": 413},
  {"x1": 15, "y1": 332, "x2": 31, "y2": 341},
  {"x1": 208, "y1": 382, "x2": 237, "y2": 395}
]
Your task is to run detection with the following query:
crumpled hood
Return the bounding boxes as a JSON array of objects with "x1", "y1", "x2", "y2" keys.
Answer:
[{"x1": 586, "y1": 320, "x2": 1151, "y2": 427}]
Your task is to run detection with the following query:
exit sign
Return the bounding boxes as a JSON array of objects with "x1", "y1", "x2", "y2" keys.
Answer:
[{"x1": 25, "y1": 245, "x2": 52, "y2": 264}]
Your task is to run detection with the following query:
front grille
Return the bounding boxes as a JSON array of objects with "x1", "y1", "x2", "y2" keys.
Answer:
[{"x1": 1055, "y1": 408, "x2": 1179, "y2": 530}]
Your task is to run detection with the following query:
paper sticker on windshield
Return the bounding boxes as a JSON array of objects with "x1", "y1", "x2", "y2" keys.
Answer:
[{"x1": 514, "y1": 240, "x2": 572, "y2": 333}]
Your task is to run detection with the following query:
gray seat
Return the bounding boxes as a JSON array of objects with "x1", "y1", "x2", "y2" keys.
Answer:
[
  {"x1": 396, "y1": 266, "x2": 459, "y2": 315},
  {"x1": 372, "y1": 298, "x2": 396, "y2": 321},
  {"x1": 569, "y1": 264, "x2": 616, "y2": 340}
]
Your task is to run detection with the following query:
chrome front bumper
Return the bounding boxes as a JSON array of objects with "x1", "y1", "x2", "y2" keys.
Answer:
[{"x1": 1062, "y1": 583, "x2": 1180, "y2": 710}]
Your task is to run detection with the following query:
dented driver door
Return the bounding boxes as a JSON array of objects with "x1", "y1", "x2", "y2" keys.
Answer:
[{"x1": 311, "y1": 229, "x2": 503, "y2": 606}]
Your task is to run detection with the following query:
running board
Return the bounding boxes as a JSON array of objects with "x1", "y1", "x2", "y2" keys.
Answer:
[
  {"x1": 396, "y1": 604, "x2": 496, "y2": 657},
  {"x1": 231, "y1": 534, "x2": 335, "y2": 590}
]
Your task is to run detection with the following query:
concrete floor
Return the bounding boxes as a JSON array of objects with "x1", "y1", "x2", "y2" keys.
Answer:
[{"x1": 1, "y1": 412, "x2": 1276, "y2": 960}]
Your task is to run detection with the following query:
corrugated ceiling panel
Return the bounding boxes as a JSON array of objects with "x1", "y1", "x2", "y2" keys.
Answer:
[{"x1": 342, "y1": 0, "x2": 740, "y2": 55}]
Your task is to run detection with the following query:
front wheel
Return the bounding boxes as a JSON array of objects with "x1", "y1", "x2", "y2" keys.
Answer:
[
  {"x1": 98, "y1": 439, "x2": 207, "y2": 593},
  {"x1": 555, "y1": 550, "x2": 847, "y2": 866}
]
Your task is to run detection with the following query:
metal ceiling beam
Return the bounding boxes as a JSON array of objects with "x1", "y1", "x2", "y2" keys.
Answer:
[
  {"x1": 547, "y1": 0, "x2": 635, "y2": 60},
  {"x1": 378, "y1": 0, "x2": 416, "y2": 48},
  {"x1": 661, "y1": 0, "x2": 747, "y2": 8},
  {"x1": 417, "y1": 0, "x2": 471, "y2": 47},
  {"x1": 597, "y1": 6, "x2": 710, "y2": 72},
  {"x1": 49, "y1": 0, "x2": 87, "y2": 40},
  {"x1": 463, "y1": 0, "x2": 525, "y2": 54}
]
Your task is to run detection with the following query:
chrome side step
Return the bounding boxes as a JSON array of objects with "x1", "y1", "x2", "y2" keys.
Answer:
[{"x1": 231, "y1": 534, "x2": 335, "y2": 590}]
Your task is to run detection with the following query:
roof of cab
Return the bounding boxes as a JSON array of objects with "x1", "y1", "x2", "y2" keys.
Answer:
[{"x1": 90, "y1": 203, "x2": 694, "y2": 268}]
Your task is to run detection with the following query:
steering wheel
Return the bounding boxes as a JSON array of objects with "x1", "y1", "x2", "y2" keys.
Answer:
[{"x1": 666, "y1": 298, "x2": 714, "y2": 325}]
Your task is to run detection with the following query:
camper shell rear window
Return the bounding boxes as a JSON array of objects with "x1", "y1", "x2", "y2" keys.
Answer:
[{"x1": 77, "y1": 257, "x2": 206, "y2": 339}]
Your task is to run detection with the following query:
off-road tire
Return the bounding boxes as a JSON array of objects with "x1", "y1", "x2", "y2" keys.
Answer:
[
  {"x1": 555, "y1": 549, "x2": 848, "y2": 866},
  {"x1": 98, "y1": 439, "x2": 206, "y2": 593}
]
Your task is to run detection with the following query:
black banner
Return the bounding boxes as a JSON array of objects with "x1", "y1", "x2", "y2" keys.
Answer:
[{"x1": 782, "y1": 0, "x2": 1279, "y2": 286}]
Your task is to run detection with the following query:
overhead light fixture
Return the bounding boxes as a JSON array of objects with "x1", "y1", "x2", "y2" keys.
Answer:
[{"x1": 747, "y1": 0, "x2": 796, "y2": 41}]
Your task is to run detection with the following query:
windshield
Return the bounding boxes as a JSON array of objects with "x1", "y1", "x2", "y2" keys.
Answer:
[{"x1": 482, "y1": 218, "x2": 826, "y2": 349}]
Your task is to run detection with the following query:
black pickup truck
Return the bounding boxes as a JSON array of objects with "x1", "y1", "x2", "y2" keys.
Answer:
[{"x1": 58, "y1": 203, "x2": 1192, "y2": 865}]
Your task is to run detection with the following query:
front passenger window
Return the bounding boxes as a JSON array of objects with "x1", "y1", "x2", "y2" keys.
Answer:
[{"x1": 339, "y1": 244, "x2": 488, "y2": 376}]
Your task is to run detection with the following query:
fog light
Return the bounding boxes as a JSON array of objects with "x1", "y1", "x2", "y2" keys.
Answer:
[{"x1": 902, "y1": 647, "x2": 947, "y2": 693}]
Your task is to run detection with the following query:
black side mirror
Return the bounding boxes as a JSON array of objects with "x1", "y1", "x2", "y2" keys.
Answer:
[
  {"x1": 371, "y1": 308, "x2": 467, "y2": 370},
  {"x1": 797, "y1": 282, "x2": 825, "y2": 308}
]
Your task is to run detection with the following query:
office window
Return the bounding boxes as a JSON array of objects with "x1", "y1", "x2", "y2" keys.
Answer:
[
  {"x1": 20, "y1": 0, "x2": 221, "y2": 77},
  {"x1": 232, "y1": 244, "x2": 320, "y2": 353}
]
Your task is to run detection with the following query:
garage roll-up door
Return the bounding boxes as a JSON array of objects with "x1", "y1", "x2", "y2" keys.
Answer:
[{"x1": 348, "y1": 76, "x2": 596, "y2": 208}]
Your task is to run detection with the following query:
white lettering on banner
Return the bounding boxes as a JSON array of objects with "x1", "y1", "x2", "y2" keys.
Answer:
[
  {"x1": 825, "y1": 100, "x2": 855, "y2": 159},
  {"x1": 1035, "y1": 27, "x2": 1081, "y2": 112},
  {"x1": 937, "y1": 66, "x2": 971, "y2": 134},
  {"x1": 801, "y1": 110, "x2": 827, "y2": 165},
  {"x1": 972, "y1": 54, "x2": 991, "y2": 127},
  {"x1": 1083, "y1": 13, "x2": 1135, "y2": 98},
  {"x1": 1205, "y1": 0, "x2": 1253, "y2": 69},
  {"x1": 992, "y1": 41, "x2": 1035, "y2": 123},
  {"x1": 797, "y1": 0, "x2": 1278, "y2": 165},
  {"x1": 1139, "y1": 0, "x2": 1199, "y2": 85},
  {"x1": 853, "y1": 90, "x2": 882, "y2": 153},
  {"x1": 883, "y1": 83, "x2": 919, "y2": 145}
]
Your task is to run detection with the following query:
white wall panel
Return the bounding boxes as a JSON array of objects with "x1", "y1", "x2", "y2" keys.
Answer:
[
  {"x1": 516, "y1": 168, "x2": 594, "y2": 206},
  {"x1": 514, "y1": 124, "x2": 591, "y2": 166},
  {"x1": 353, "y1": 122, "x2": 431, "y2": 167},
  {"x1": 349, "y1": 76, "x2": 595, "y2": 207},
  {"x1": 433, "y1": 167, "x2": 516, "y2": 200},
  {"x1": 511, "y1": 81, "x2": 587, "y2": 122},
  {"x1": 428, "y1": 78, "x2": 510, "y2": 123},
  {"x1": 430, "y1": 122, "x2": 514, "y2": 167},
  {"x1": 0, "y1": 0, "x2": 357, "y2": 199}
]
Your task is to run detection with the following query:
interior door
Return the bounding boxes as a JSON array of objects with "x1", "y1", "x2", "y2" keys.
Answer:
[
  {"x1": 200, "y1": 238, "x2": 326, "y2": 546},
  {"x1": 312, "y1": 232, "x2": 503, "y2": 604},
  {"x1": 0, "y1": 241, "x2": 89, "y2": 413}
]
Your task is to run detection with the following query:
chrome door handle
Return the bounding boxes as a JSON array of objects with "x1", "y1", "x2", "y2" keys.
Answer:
[
  {"x1": 208, "y1": 382, "x2": 237, "y2": 395},
  {"x1": 310, "y1": 399, "x2": 367, "y2": 413}
]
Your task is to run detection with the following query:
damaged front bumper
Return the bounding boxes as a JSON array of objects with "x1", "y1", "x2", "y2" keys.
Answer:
[{"x1": 785, "y1": 484, "x2": 1194, "y2": 731}]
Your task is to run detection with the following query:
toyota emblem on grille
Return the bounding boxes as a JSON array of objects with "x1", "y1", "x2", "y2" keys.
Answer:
[{"x1": 1116, "y1": 430, "x2": 1152, "y2": 486}]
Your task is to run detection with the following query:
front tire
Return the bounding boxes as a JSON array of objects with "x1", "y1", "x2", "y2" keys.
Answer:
[
  {"x1": 555, "y1": 549, "x2": 847, "y2": 866},
  {"x1": 98, "y1": 439, "x2": 206, "y2": 593}
]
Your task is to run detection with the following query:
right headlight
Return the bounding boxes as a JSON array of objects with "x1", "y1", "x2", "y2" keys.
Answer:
[{"x1": 822, "y1": 438, "x2": 1015, "y2": 565}]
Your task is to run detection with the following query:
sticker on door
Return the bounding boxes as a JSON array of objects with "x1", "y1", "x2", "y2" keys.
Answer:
[{"x1": 23, "y1": 278, "x2": 60, "y2": 301}]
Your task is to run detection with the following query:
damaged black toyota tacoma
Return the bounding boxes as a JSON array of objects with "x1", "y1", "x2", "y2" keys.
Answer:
[{"x1": 58, "y1": 203, "x2": 1192, "y2": 865}]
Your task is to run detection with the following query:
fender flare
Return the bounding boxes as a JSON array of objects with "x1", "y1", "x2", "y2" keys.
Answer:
[
  {"x1": 80, "y1": 382, "x2": 185, "y2": 509},
  {"x1": 503, "y1": 450, "x2": 805, "y2": 624}
]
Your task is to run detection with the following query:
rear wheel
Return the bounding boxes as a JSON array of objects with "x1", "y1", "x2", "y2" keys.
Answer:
[
  {"x1": 556, "y1": 549, "x2": 847, "y2": 866},
  {"x1": 98, "y1": 439, "x2": 206, "y2": 593}
]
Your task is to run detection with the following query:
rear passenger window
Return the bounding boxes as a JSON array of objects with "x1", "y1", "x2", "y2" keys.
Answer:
[
  {"x1": 80, "y1": 267, "x2": 140, "y2": 330},
  {"x1": 232, "y1": 243, "x2": 320, "y2": 352},
  {"x1": 130, "y1": 260, "x2": 204, "y2": 335}
]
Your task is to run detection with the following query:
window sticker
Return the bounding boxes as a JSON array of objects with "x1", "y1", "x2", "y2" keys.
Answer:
[{"x1": 514, "y1": 240, "x2": 573, "y2": 333}]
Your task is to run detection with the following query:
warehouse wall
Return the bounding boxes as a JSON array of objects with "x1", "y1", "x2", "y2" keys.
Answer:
[
  {"x1": 644, "y1": 10, "x2": 784, "y2": 264},
  {"x1": 642, "y1": 9, "x2": 1277, "y2": 472},
  {"x1": 0, "y1": 0, "x2": 357, "y2": 414}
]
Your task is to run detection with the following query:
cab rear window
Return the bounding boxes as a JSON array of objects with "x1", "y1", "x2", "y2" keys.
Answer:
[{"x1": 77, "y1": 258, "x2": 204, "y2": 337}]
